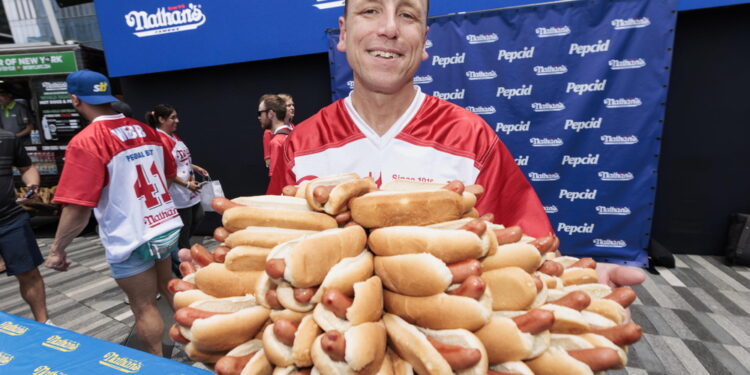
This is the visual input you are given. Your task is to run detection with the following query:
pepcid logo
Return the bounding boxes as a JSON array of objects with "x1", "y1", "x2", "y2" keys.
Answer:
[
  {"x1": 559, "y1": 189, "x2": 597, "y2": 202},
  {"x1": 346, "y1": 80, "x2": 354, "y2": 90},
  {"x1": 598, "y1": 171, "x2": 634, "y2": 181},
  {"x1": 413, "y1": 75, "x2": 433, "y2": 85},
  {"x1": 569, "y1": 40, "x2": 610, "y2": 57},
  {"x1": 312, "y1": 0, "x2": 344, "y2": 10},
  {"x1": 93, "y1": 82, "x2": 108, "y2": 92},
  {"x1": 594, "y1": 239, "x2": 628, "y2": 248},
  {"x1": 0, "y1": 352, "x2": 13, "y2": 366},
  {"x1": 0, "y1": 321, "x2": 28, "y2": 336},
  {"x1": 432, "y1": 53, "x2": 465, "y2": 68},
  {"x1": 466, "y1": 33, "x2": 499, "y2": 44},
  {"x1": 561, "y1": 153, "x2": 600, "y2": 167},
  {"x1": 515, "y1": 155, "x2": 529, "y2": 166},
  {"x1": 609, "y1": 58, "x2": 646, "y2": 70},
  {"x1": 532, "y1": 102, "x2": 565, "y2": 112},
  {"x1": 530, "y1": 137, "x2": 563, "y2": 147},
  {"x1": 558, "y1": 222, "x2": 595, "y2": 235},
  {"x1": 596, "y1": 206, "x2": 632, "y2": 215},
  {"x1": 466, "y1": 70, "x2": 497, "y2": 80},
  {"x1": 604, "y1": 98, "x2": 642, "y2": 108},
  {"x1": 496, "y1": 121, "x2": 530, "y2": 135},
  {"x1": 433, "y1": 89, "x2": 464, "y2": 101},
  {"x1": 601, "y1": 135, "x2": 639, "y2": 145},
  {"x1": 496, "y1": 85, "x2": 532, "y2": 99},
  {"x1": 42, "y1": 335, "x2": 80, "y2": 352},
  {"x1": 529, "y1": 172, "x2": 560, "y2": 182},
  {"x1": 612, "y1": 17, "x2": 651, "y2": 30},
  {"x1": 544, "y1": 205, "x2": 559, "y2": 214},
  {"x1": 536, "y1": 26, "x2": 571, "y2": 38},
  {"x1": 99, "y1": 352, "x2": 143, "y2": 373},
  {"x1": 566, "y1": 79, "x2": 606, "y2": 95},
  {"x1": 498, "y1": 47, "x2": 535, "y2": 63},
  {"x1": 564, "y1": 117, "x2": 602, "y2": 132},
  {"x1": 33, "y1": 366, "x2": 69, "y2": 375},
  {"x1": 534, "y1": 65, "x2": 568, "y2": 76},
  {"x1": 125, "y1": 3, "x2": 206, "y2": 37},
  {"x1": 465, "y1": 106, "x2": 495, "y2": 115}
]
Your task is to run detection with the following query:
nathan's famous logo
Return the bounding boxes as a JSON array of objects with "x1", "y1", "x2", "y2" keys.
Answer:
[
  {"x1": 93, "y1": 82, "x2": 108, "y2": 93},
  {"x1": 528, "y1": 172, "x2": 560, "y2": 182},
  {"x1": 0, "y1": 321, "x2": 28, "y2": 336},
  {"x1": 432, "y1": 53, "x2": 465, "y2": 68},
  {"x1": 433, "y1": 89, "x2": 464, "y2": 101},
  {"x1": 466, "y1": 33, "x2": 498, "y2": 44},
  {"x1": 346, "y1": 80, "x2": 354, "y2": 90},
  {"x1": 569, "y1": 40, "x2": 610, "y2": 57},
  {"x1": 558, "y1": 222, "x2": 595, "y2": 235},
  {"x1": 531, "y1": 102, "x2": 565, "y2": 112},
  {"x1": 312, "y1": 0, "x2": 344, "y2": 10},
  {"x1": 0, "y1": 352, "x2": 13, "y2": 366},
  {"x1": 515, "y1": 155, "x2": 529, "y2": 166},
  {"x1": 604, "y1": 98, "x2": 642, "y2": 108},
  {"x1": 466, "y1": 70, "x2": 497, "y2": 80},
  {"x1": 601, "y1": 135, "x2": 639, "y2": 145},
  {"x1": 544, "y1": 205, "x2": 558, "y2": 214},
  {"x1": 594, "y1": 239, "x2": 627, "y2": 248},
  {"x1": 609, "y1": 58, "x2": 646, "y2": 70},
  {"x1": 496, "y1": 120, "x2": 530, "y2": 135},
  {"x1": 612, "y1": 17, "x2": 651, "y2": 30},
  {"x1": 42, "y1": 335, "x2": 80, "y2": 352},
  {"x1": 536, "y1": 25, "x2": 571, "y2": 38},
  {"x1": 596, "y1": 206, "x2": 632, "y2": 216},
  {"x1": 33, "y1": 366, "x2": 69, "y2": 375},
  {"x1": 564, "y1": 117, "x2": 602, "y2": 132},
  {"x1": 465, "y1": 106, "x2": 495, "y2": 115},
  {"x1": 498, "y1": 47, "x2": 535, "y2": 63},
  {"x1": 413, "y1": 75, "x2": 433, "y2": 85},
  {"x1": 534, "y1": 65, "x2": 567, "y2": 76},
  {"x1": 598, "y1": 171, "x2": 634, "y2": 181},
  {"x1": 125, "y1": 3, "x2": 206, "y2": 38},
  {"x1": 530, "y1": 138, "x2": 563, "y2": 147},
  {"x1": 99, "y1": 352, "x2": 143, "y2": 373},
  {"x1": 496, "y1": 85, "x2": 532, "y2": 99},
  {"x1": 566, "y1": 79, "x2": 606, "y2": 95}
]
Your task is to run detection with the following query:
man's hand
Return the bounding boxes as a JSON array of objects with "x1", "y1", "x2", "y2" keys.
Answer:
[
  {"x1": 596, "y1": 262, "x2": 646, "y2": 288},
  {"x1": 193, "y1": 165, "x2": 209, "y2": 177},
  {"x1": 44, "y1": 250, "x2": 71, "y2": 272}
]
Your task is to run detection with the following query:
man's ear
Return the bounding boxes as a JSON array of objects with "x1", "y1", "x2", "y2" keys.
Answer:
[
  {"x1": 69, "y1": 94, "x2": 81, "y2": 107},
  {"x1": 336, "y1": 16, "x2": 347, "y2": 53}
]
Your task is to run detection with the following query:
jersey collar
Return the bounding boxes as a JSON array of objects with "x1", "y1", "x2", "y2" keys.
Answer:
[
  {"x1": 91, "y1": 113, "x2": 126, "y2": 123},
  {"x1": 344, "y1": 86, "x2": 425, "y2": 148}
]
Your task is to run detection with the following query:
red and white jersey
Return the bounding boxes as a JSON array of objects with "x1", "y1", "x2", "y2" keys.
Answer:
[
  {"x1": 157, "y1": 129, "x2": 200, "y2": 208},
  {"x1": 55, "y1": 114, "x2": 182, "y2": 263},
  {"x1": 268, "y1": 88, "x2": 552, "y2": 237},
  {"x1": 268, "y1": 125, "x2": 292, "y2": 177},
  {"x1": 262, "y1": 129, "x2": 272, "y2": 161}
]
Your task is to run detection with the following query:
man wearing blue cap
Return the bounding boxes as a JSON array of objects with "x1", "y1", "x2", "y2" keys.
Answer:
[{"x1": 44, "y1": 69, "x2": 183, "y2": 356}]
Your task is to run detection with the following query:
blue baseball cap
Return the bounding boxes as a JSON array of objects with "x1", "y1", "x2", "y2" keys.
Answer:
[{"x1": 66, "y1": 69, "x2": 119, "y2": 105}]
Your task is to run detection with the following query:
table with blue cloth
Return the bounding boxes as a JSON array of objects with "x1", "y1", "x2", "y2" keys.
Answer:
[{"x1": 0, "y1": 311, "x2": 210, "y2": 374}]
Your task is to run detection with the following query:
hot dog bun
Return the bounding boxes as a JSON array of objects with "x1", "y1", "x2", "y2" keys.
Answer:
[
  {"x1": 313, "y1": 276, "x2": 384, "y2": 332},
  {"x1": 549, "y1": 333, "x2": 627, "y2": 368},
  {"x1": 215, "y1": 339, "x2": 273, "y2": 375},
  {"x1": 311, "y1": 251, "x2": 374, "y2": 304},
  {"x1": 184, "y1": 342, "x2": 227, "y2": 364},
  {"x1": 225, "y1": 246, "x2": 272, "y2": 272},
  {"x1": 546, "y1": 283, "x2": 613, "y2": 302},
  {"x1": 488, "y1": 361, "x2": 533, "y2": 375},
  {"x1": 537, "y1": 304, "x2": 590, "y2": 334},
  {"x1": 481, "y1": 243, "x2": 542, "y2": 274},
  {"x1": 275, "y1": 282, "x2": 316, "y2": 313},
  {"x1": 426, "y1": 218, "x2": 497, "y2": 257},
  {"x1": 304, "y1": 173, "x2": 377, "y2": 215},
  {"x1": 481, "y1": 267, "x2": 538, "y2": 311},
  {"x1": 350, "y1": 190, "x2": 464, "y2": 228},
  {"x1": 374, "y1": 253, "x2": 452, "y2": 297},
  {"x1": 383, "y1": 314, "x2": 488, "y2": 375},
  {"x1": 187, "y1": 297, "x2": 270, "y2": 352},
  {"x1": 474, "y1": 314, "x2": 549, "y2": 364},
  {"x1": 383, "y1": 288, "x2": 491, "y2": 331},
  {"x1": 378, "y1": 179, "x2": 477, "y2": 215},
  {"x1": 225, "y1": 227, "x2": 318, "y2": 249},
  {"x1": 174, "y1": 289, "x2": 216, "y2": 310},
  {"x1": 194, "y1": 263, "x2": 262, "y2": 298},
  {"x1": 584, "y1": 298, "x2": 626, "y2": 325},
  {"x1": 310, "y1": 321, "x2": 387, "y2": 375},
  {"x1": 267, "y1": 226, "x2": 367, "y2": 288},
  {"x1": 263, "y1": 314, "x2": 321, "y2": 367},
  {"x1": 368, "y1": 227, "x2": 485, "y2": 264},
  {"x1": 223, "y1": 196, "x2": 338, "y2": 232},
  {"x1": 561, "y1": 268, "x2": 599, "y2": 286}
]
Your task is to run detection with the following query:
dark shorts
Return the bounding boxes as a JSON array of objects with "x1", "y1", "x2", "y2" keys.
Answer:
[{"x1": 0, "y1": 212, "x2": 43, "y2": 276}]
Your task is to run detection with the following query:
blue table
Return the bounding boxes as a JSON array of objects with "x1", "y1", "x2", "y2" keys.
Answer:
[{"x1": 0, "y1": 312, "x2": 210, "y2": 374}]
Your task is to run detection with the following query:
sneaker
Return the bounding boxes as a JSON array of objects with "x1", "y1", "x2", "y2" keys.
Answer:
[{"x1": 45, "y1": 320, "x2": 56, "y2": 327}]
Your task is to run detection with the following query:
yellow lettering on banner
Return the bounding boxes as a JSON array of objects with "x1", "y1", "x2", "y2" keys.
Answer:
[
  {"x1": 33, "y1": 365, "x2": 69, "y2": 375},
  {"x1": 41, "y1": 335, "x2": 80, "y2": 352},
  {"x1": 98, "y1": 352, "x2": 143, "y2": 373},
  {"x1": 0, "y1": 321, "x2": 28, "y2": 336},
  {"x1": 0, "y1": 352, "x2": 14, "y2": 366}
]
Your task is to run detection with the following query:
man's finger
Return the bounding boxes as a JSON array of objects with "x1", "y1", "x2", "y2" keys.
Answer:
[{"x1": 609, "y1": 266, "x2": 646, "y2": 287}]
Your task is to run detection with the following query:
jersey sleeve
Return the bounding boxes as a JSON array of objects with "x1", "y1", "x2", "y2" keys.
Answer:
[
  {"x1": 157, "y1": 133, "x2": 177, "y2": 179},
  {"x1": 262, "y1": 129, "x2": 272, "y2": 161},
  {"x1": 474, "y1": 138, "x2": 553, "y2": 238},
  {"x1": 53, "y1": 145, "x2": 108, "y2": 207},
  {"x1": 266, "y1": 135, "x2": 297, "y2": 194},
  {"x1": 267, "y1": 134, "x2": 285, "y2": 177}
]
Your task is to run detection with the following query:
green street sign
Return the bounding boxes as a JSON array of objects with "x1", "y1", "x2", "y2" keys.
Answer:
[{"x1": 0, "y1": 51, "x2": 78, "y2": 77}]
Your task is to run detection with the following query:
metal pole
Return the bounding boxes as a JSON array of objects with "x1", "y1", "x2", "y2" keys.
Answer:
[{"x1": 40, "y1": 0, "x2": 64, "y2": 44}]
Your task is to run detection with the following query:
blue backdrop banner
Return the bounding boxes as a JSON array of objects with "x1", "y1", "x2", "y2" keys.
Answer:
[{"x1": 327, "y1": 0, "x2": 677, "y2": 267}]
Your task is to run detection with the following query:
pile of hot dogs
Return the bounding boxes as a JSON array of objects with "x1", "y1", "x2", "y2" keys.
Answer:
[{"x1": 166, "y1": 173, "x2": 642, "y2": 375}]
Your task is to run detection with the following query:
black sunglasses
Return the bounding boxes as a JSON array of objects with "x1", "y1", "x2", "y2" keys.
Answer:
[{"x1": 257, "y1": 109, "x2": 269, "y2": 116}]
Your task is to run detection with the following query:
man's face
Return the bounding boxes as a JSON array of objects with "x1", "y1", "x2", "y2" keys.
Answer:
[
  {"x1": 0, "y1": 93, "x2": 11, "y2": 105},
  {"x1": 258, "y1": 102, "x2": 271, "y2": 130},
  {"x1": 337, "y1": 0, "x2": 429, "y2": 95},
  {"x1": 285, "y1": 99, "x2": 295, "y2": 122}
]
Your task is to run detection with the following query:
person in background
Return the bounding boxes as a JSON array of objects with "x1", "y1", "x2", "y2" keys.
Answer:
[
  {"x1": 278, "y1": 93, "x2": 296, "y2": 126},
  {"x1": 146, "y1": 104, "x2": 208, "y2": 277},
  {"x1": 268, "y1": 0, "x2": 645, "y2": 287},
  {"x1": 0, "y1": 125, "x2": 51, "y2": 324},
  {"x1": 258, "y1": 94, "x2": 291, "y2": 177},
  {"x1": 45, "y1": 70, "x2": 183, "y2": 356},
  {"x1": 263, "y1": 94, "x2": 295, "y2": 168},
  {"x1": 0, "y1": 87, "x2": 33, "y2": 144}
]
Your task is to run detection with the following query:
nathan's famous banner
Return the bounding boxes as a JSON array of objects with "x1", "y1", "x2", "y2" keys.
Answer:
[
  {"x1": 0, "y1": 312, "x2": 209, "y2": 374},
  {"x1": 327, "y1": 0, "x2": 677, "y2": 267}
]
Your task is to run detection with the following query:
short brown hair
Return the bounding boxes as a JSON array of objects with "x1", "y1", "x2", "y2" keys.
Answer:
[
  {"x1": 344, "y1": 0, "x2": 430, "y2": 19},
  {"x1": 260, "y1": 94, "x2": 287, "y2": 121}
]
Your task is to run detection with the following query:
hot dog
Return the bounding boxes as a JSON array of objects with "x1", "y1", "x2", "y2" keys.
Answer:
[
  {"x1": 214, "y1": 339, "x2": 273, "y2": 375},
  {"x1": 604, "y1": 287, "x2": 637, "y2": 308},
  {"x1": 570, "y1": 257, "x2": 597, "y2": 269},
  {"x1": 224, "y1": 227, "x2": 318, "y2": 250},
  {"x1": 212, "y1": 197, "x2": 242, "y2": 215},
  {"x1": 383, "y1": 314, "x2": 487, "y2": 375},
  {"x1": 493, "y1": 226, "x2": 523, "y2": 245},
  {"x1": 538, "y1": 260, "x2": 564, "y2": 277},
  {"x1": 312, "y1": 276, "x2": 383, "y2": 332},
  {"x1": 303, "y1": 174, "x2": 377, "y2": 215},
  {"x1": 212, "y1": 246, "x2": 230, "y2": 263},
  {"x1": 383, "y1": 287, "x2": 492, "y2": 331},
  {"x1": 169, "y1": 324, "x2": 189, "y2": 344},
  {"x1": 525, "y1": 346, "x2": 621, "y2": 375},
  {"x1": 321, "y1": 289, "x2": 352, "y2": 319},
  {"x1": 350, "y1": 189, "x2": 465, "y2": 228},
  {"x1": 263, "y1": 314, "x2": 321, "y2": 368},
  {"x1": 561, "y1": 267, "x2": 600, "y2": 286},
  {"x1": 447, "y1": 259, "x2": 482, "y2": 283},
  {"x1": 589, "y1": 322, "x2": 642, "y2": 346},
  {"x1": 273, "y1": 319, "x2": 299, "y2": 346},
  {"x1": 482, "y1": 224, "x2": 542, "y2": 273},
  {"x1": 311, "y1": 321, "x2": 387, "y2": 375},
  {"x1": 225, "y1": 246, "x2": 271, "y2": 272},
  {"x1": 475, "y1": 310, "x2": 552, "y2": 365},
  {"x1": 190, "y1": 243, "x2": 214, "y2": 267},
  {"x1": 222, "y1": 195, "x2": 338, "y2": 232},
  {"x1": 193, "y1": 262, "x2": 262, "y2": 298},
  {"x1": 173, "y1": 288, "x2": 215, "y2": 310},
  {"x1": 214, "y1": 226, "x2": 231, "y2": 243},
  {"x1": 549, "y1": 291, "x2": 591, "y2": 311},
  {"x1": 168, "y1": 278, "x2": 197, "y2": 294},
  {"x1": 482, "y1": 267, "x2": 541, "y2": 311},
  {"x1": 510, "y1": 309, "x2": 555, "y2": 335},
  {"x1": 446, "y1": 275, "x2": 486, "y2": 300}
]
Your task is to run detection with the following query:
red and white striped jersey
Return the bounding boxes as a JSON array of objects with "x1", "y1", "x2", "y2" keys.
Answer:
[
  {"x1": 268, "y1": 89, "x2": 552, "y2": 237},
  {"x1": 157, "y1": 129, "x2": 200, "y2": 208},
  {"x1": 54, "y1": 114, "x2": 183, "y2": 263}
]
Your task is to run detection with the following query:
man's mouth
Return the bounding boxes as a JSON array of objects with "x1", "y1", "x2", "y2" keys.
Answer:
[{"x1": 368, "y1": 50, "x2": 402, "y2": 59}]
